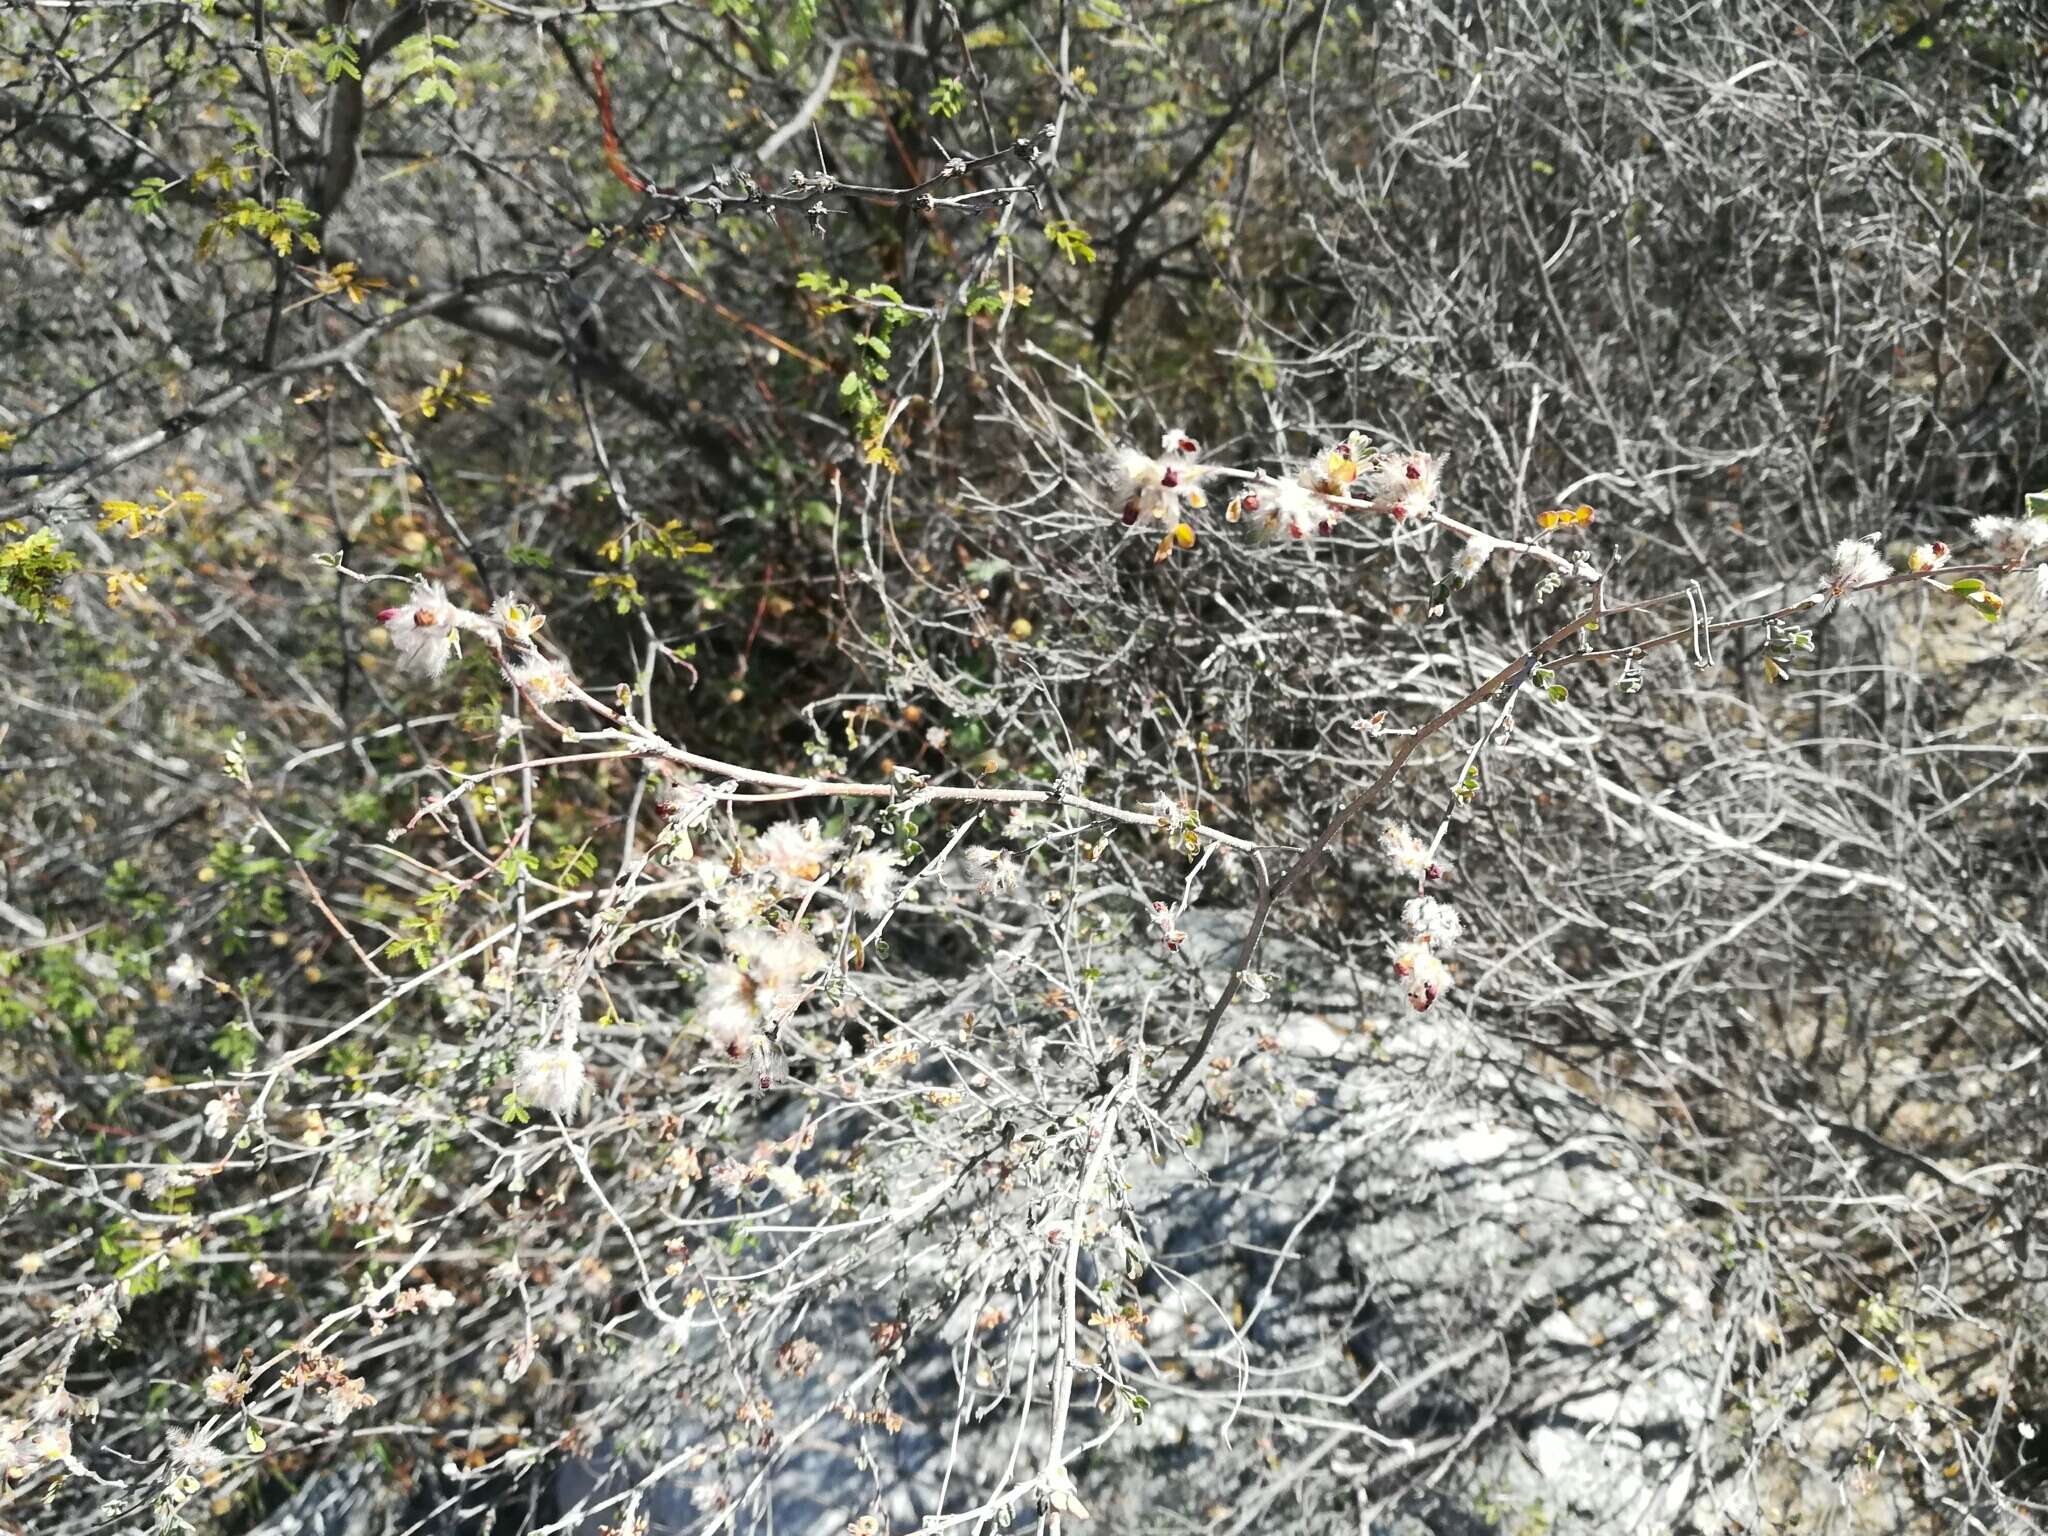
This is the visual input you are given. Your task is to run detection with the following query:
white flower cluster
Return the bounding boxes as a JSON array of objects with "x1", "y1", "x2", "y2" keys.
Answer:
[
  {"x1": 1392, "y1": 895, "x2": 1463, "y2": 1013},
  {"x1": 514, "y1": 988, "x2": 588, "y2": 1116},
  {"x1": 1973, "y1": 513, "x2": 2048, "y2": 564},
  {"x1": 967, "y1": 846, "x2": 1021, "y2": 894},
  {"x1": 751, "y1": 819, "x2": 836, "y2": 891},
  {"x1": 1227, "y1": 440, "x2": 1444, "y2": 543},
  {"x1": 515, "y1": 1043, "x2": 586, "y2": 1116},
  {"x1": 840, "y1": 845, "x2": 905, "y2": 915},
  {"x1": 0, "y1": 1382, "x2": 87, "y2": 1487},
  {"x1": 1378, "y1": 822, "x2": 1445, "y2": 883},
  {"x1": 697, "y1": 924, "x2": 827, "y2": 1067},
  {"x1": 1822, "y1": 536, "x2": 1891, "y2": 602},
  {"x1": 376, "y1": 580, "x2": 468, "y2": 676},
  {"x1": 375, "y1": 581, "x2": 576, "y2": 699},
  {"x1": 1110, "y1": 428, "x2": 1210, "y2": 529},
  {"x1": 1452, "y1": 532, "x2": 1499, "y2": 583},
  {"x1": 1110, "y1": 429, "x2": 1212, "y2": 561}
]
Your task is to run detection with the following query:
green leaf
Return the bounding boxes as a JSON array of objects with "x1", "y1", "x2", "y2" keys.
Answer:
[
  {"x1": 129, "y1": 177, "x2": 170, "y2": 216},
  {"x1": 1044, "y1": 219, "x2": 1096, "y2": 265}
]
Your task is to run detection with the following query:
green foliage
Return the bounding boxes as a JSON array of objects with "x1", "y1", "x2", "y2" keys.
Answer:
[
  {"x1": 1044, "y1": 219, "x2": 1096, "y2": 265},
  {"x1": 211, "y1": 1021, "x2": 261, "y2": 1071},
  {"x1": 800, "y1": 273, "x2": 917, "y2": 463},
  {"x1": 928, "y1": 77, "x2": 966, "y2": 119},
  {"x1": 390, "y1": 33, "x2": 463, "y2": 109},
  {"x1": 198, "y1": 196, "x2": 321, "y2": 261},
  {"x1": 314, "y1": 27, "x2": 362, "y2": 83},
  {"x1": 0, "y1": 526, "x2": 80, "y2": 621},
  {"x1": 129, "y1": 177, "x2": 171, "y2": 216}
]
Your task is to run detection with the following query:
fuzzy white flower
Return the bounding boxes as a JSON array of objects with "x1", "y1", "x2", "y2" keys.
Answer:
[
  {"x1": 202, "y1": 1091, "x2": 241, "y2": 1141},
  {"x1": 752, "y1": 819, "x2": 837, "y2": 889},
  {"x1": 376, "y1": 581, "x2": 464, "y2": 677},
  {"x1": 1360, "y1": 450, "x2": 1443, "y2": 520},
  {"x1": 515, "y1": 1044, "x2": 586, "y2": 1116},
  {"x1": 1972, "y1": 514, "x2": 2048, "y2": 563},
  {"x1": 1379, "y1": 823, "x2": 1431, "y2": 880},
  {"x1": 1400, "y1": 896, "x2": 1463, "y2": 951},
  {"x1": 62, "y1": 1288, "x2": 120, "y2": 1340},
  {"x1": 1452, "y1": 533, "x2": 1498, "y2": 582},
  {"x1": 507, "y1": 651, "x2": 572, "y2": 703},
  {"x1": 167, "y1": 1428, "x2": 223, "y2": 1474},
  {"x1": 489, "y1": 594, "x2": 546, "y2": 644},
  {"x1": 1822, "y1": 536, "x2": 1890, "y2": 601},
  {"x1": 967, "y1": 846, "x2": 1021, "y2": 894},
  {"x1": 1391, "y1": 940, "x2": 1453, "y2": 1012},
  {"x1": 1264, "y1": 479, "x2": 1331, "y2": 541},
  {"x1": 165, "y1": 952, "x2": 204, "y2": 992},
  {"x1": 763, "y1": 1164, "x2": 807, "y2": 1202},
  {"x1": 320, "y1": 1378, "x2": 375, "y2": 1425},
  {"x1": 28, "y1": 1422, "x2": 71, "y2": 1465},
  {"x1": 202, "y1": 1369, "x2": 244, "y2": 1406},
  {"x1": 28, "y1": 1386, "x2": 72, "y2": 1424},
  {"x1": 698, "y1": 926, "x2": 826, "y2": 1062},
  {"x1": 840, "y1": 846, "x2": 904, "y2": 915},
  {"x1": 1110, "y1": 442, "x2": 1208, "y2": 528}
]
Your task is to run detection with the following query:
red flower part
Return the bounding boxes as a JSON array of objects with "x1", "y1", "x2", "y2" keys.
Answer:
[
  {"x1": 1932, "y1": 541, "x2": 1948, "y2": 557},
  {"x1": 377, "y1": 607, "x2": 401, "y2": 624},
  {"x1": 1424, "y1": 863, "x2": 1444, "y2": 882},
  {"x1": 1160, "y1": 467, "x2": 1180, "y2": 489},
  {"x1": 1318, "y1": 520, "x2": 1334, "y2": 536},
  {"x1": 1243, "y1": 493, "x2": 1261, "y2": 512},
  {"x1": 1121, "y1": 502, "x2": 1142, "y2": 525},
  {"x1": 1406, "y1": 462, "x2": 1422, "y2": 481}
]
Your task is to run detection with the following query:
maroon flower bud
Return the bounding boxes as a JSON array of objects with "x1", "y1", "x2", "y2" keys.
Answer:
[
  {"x1": 1176, "y1": 437, "x2": 1199, "y2": 455},
  {"x1": 1121, "y1": 501, "x2": 1141, "y2": 525},
  {"x1": 1932, "y1": 541, "x2": 1948, "y2": 558},
  {"x1": 1406, "y1": 462, "x2": 1422, "y2": 481},
  {"x1": 1318, "y1": 519, "x2": 1334, "y2": 536},
  {"x1": 1160, "y1": 467, "x2": 1180, "y2": 489},
  {"x1": 1290, "y1": 525, "x2": 1305, "y2": 539},
  {"x1": 1425, "y1": 863, "x2": 1445, "y2": 883}
]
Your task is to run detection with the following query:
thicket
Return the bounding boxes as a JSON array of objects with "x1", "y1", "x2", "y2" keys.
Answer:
[{"x1": 4, "y1": 3, "x2": 2047, "y2": 1533}]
